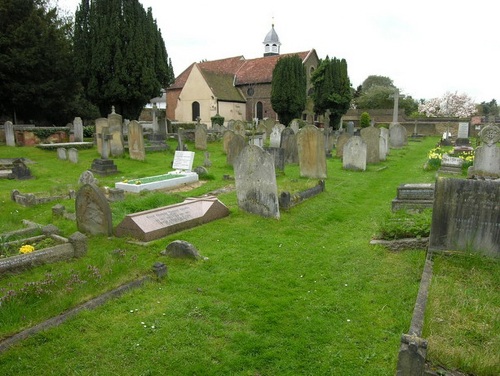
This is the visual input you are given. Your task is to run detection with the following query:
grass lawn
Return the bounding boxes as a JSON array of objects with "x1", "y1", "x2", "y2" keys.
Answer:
[{"x1": 0, "y1": 134, "x2": 498, "y2": 375}]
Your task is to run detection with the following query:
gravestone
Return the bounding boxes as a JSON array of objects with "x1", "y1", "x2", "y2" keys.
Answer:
[
  {"x1": 439, "y1": 154, "x2": 463, "y2": 174},
  {"x1": 172, "y1": 150, "x2": 195, "y2": 171},
  {"x1": 429, "y1": 178, "x2": 499, "y2": 257},
  {"x1": 163, "y1": 240, "x2": 202, "y2": 260},
  {"x1": 108, "y1": 107, "x2": 124, "y2": 157},
  {"x1": 75, "y1": 183, "x2": 113, "y2": 236},
  {"x1": 457, "y1": 122, "x2": 469, "y2": 139},
  {"x1": 195, "y1": 123, "x2": 208, "y2": 150},
  {"x1": 343, "y1": 136, "x2": 366, "y2": 171},
  {"x1": 203, "y1": 151, "x2": 212, "y2": 167},
  {"x1": 323, "y1": 127, "x2": 335, "y2": 157},
  {"x1": 226, "y1": 133, "x2": 246, "y2": 166},
  {"x1": 269, "y1": 126, "x2": 282, "y2": 148},
  {"x1": 95, "y1": 118, "x2": 108, "y2": 155},
  {"x1": 115, "y1": 196, "x2": 229, "y2": 242},
  {"x1": 467, "y1": 124, "x2": 500, "y2": 179},
  {"x1": 280, "y1": 127, "x2": 298, "y2": 164},
  {"x1": 264, "y1": 146, "x2": 285, "y2": 171},
  {"x1": 234, "y1": 145, "x2": 280, "y2": 219},
  {"x1": 335, "y1": 132, "x2": 351, "y2": 158},
  {"x1": 128, "y1": 120, "x2": 146, "y2": 161},
  {"x1": 290, "y1": 119, "x2": 300, "y2": 134},
  {"x1": 5, "y1": 121, "x2": 15, "y2": 146},
  {"x1": 248, "y1": 134, "x2": 264, "y2": 147},
  {"x1": 256, "y1": 122, "x2": 268, "y2": 140},
  {"x1": 68, "y1": 148, "x2": 78, "y2": 163},
  {"x1": 233, "y1": 120, "x2": 246, "y2": 137},
  {"x1": 57, "y1": 147, "x2": 67, "y2": 160},
  {"x1": 73, "y1": 117, "x2": 84, "y2": 142},
  {"x1": 389, "y1": 123, "x2": 408, "y2": 148},
  {"x1": 263, "y1": 118, "x2": 275, "y2": 138},
  {"x1": 347, "y1": 121, "x2": 355, "y2": 136},
  {"x1": 78, "y1": 170, "x2": 97, "y2": 185},
  {"x1": 360, "y1": 125, "x2": 380, "y2": 164},
  {"x1": 222, "y1": 129, "x2": 235, "y2": 154},
  {"x1": 91, "y1": 126, "x2": 118, "y2": 175},
  {"x1": 379, "y1": 127, "x2": 389, "y2": 161},
  {"x1": 391, "y1": 183, "x2": 434, "y2": 211},
  {"x1": 297, "y1": 124, "x2": 327, "y2": 179},
  {"x1": 8, "y1": 159, "x2": 32, "y2": 180}
]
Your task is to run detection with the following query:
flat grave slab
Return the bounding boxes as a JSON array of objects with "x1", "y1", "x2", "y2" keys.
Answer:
[{"x1": 115, "y1": 196, "x2": 229, "y2": 242}]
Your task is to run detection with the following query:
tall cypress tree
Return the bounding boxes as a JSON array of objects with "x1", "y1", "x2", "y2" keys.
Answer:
[
  {"x1": 74, "y1": 0, "x2": 173, "y2": 119},
  {"x1": 311, "y1": 57, "x2": 352, "y2": 129},
  {"x1": 271, "y1": 54, "x2": 307, "y2": 126}
]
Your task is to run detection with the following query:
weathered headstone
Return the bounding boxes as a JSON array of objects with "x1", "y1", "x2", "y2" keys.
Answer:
[
  {"x1": 226, "y1": 133, "x2": 246, "y2": 166},
  {"x1": 108, "y1": 107, "x2": 124, "y2": 157},
  {"x1": 73, "y1": 117, "x2": 84, "y2": 142},
  {"x1": 78, "y1": 170, "x2": 97, "y2": 185},
  {"x1": 280, "y1": 127, "x2": 298, "y2": 164},
  {"x1": 389, "y1": 123, "x2": 408, "y2": 148},
  {"x1": 234, "y1": 145, "x2": 280, "y2": 219},
  {"x1": 297, "y1": 125, "x2": 327, "y2": 179},
  {"x1": 233, "y1": 120, "x2": 246, "y2": 137},
  {"x1": 95, "y1": 118, "x2": 108, "y2": 155},
  {"x1": 379, "y1": 127, "x2": 389, "y2": 161},
  {"x1": 439, "y1": 154, "x2": 463, "y2": 175},
  {"x1": 335, "y1": 132, "x2": 351, "y2": 158},
  {"x1": 222, "y1": 129, "x2": 236, "y2": 154},
  {"x1": 68, "y1": 148, "x2": 78, "y2": 163},
  {"x1": 195, "y1": 123, "x2": 208, "y2": 150},
  {"x1": 163, "y1": 240, "x2": 203, "y2": 260},
  {"x1": 347, "y1": 121, "x2": 355, "y2": 136},
  {"x1": 75, "y1": 183, "x2": 113, "y2": 236},
  {"x1": 115, "y1": 196, "x2": 229, "y2": 242},
  {"x1": 467, "y1": 124, "x2": 500, "y2": 179},
  {"x1": 5, "y1": 121, "x2": 15, "y2": 146},
  {"x1": 203, "y1": 151, "x2": 212, "y2": 167},
  {"x1": 269, "y1": 126, "x2": 282, "y2": 148},
  {"x1": 429, "y1": 178, "x2": 499, "y2": 257},
  {"x1": 128, "y1": 120, "x2": 146, "y2": 161},
  {"x1": 264, "y1": 146, "x2": 285, "y2": 171},
  {"x1": 391, "y1": 183, "x2": 434, "y2": 211},
  {"x1": 343, "y1": 136, "x2": 366, "y2": 171},
  {"x1": 290, "y1": 119, "x2": 300, "y2": 134},
  {"x1": 57, "y1": 147, "x2": 68, "y2": 160},
  {"x1": 360, "y1": 125, "x2": 380, "y2": 164},
  {"x1": 8, "y1": 159, "x2": 32, "y2": 180}
]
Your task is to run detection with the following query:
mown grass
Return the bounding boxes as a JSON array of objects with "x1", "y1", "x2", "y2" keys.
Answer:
[{"x1": 0, "y1": 135, "x2": 497, "y2": 375}]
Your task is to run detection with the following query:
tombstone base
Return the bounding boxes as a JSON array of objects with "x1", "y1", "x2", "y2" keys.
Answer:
[{"x1": 90, "y1": 158, "x2": 119, "y2": 176}]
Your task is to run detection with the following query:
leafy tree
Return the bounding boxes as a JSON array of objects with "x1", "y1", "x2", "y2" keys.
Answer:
[
  {"x1": 360, "y1": 112, "x2": 371, "y2": 128},
  {"x1": 418, "y1": 91, "x2": 477, "y2": 118},
  {"x1": 311, "y1": 56, "x2": 352, "y2": 129},
  {"x1": 361, "y1": 75, "x2": 395, "y2": 92},
  {"x1": 270, "y1": 54, "x2": 307, "y2": 126},
  {"x1": 0, "y1": 0, "x2": 77, "y2": 124},
  {"x1": 73, "y1": 0, "x2": 174, "y2": 119},
  {"x1": 480, "y1": 99, "x2": 498, "y2": 117}
]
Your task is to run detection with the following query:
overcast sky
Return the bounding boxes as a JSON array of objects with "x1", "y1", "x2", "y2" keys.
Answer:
[{"x1": 58, "y1": 0, "x2": 499, "y2": 103}]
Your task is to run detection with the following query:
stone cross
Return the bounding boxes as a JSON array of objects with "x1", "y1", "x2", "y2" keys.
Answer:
[
  {"x1": 97, "y1": 127, "x2": 112, "y2": 159},
  {"x1": 390, "y1": 88, "x2": 400, "y2": 124}
]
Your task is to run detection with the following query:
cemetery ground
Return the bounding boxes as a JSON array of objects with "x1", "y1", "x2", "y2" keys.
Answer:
[{"x1": 0, "y1": 136, "x2": 498, "y2": 375}]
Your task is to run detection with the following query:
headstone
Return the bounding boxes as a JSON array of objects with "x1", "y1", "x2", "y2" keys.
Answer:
[
  {"x1": 280, "y1": 127, "x2": 298, "y2": 164},
  {"x1": 360, "y1": 125, "x2": 380, "y2": 164},
  {"x1": 347, "y1": 121, "x2": 355, "y2": 136},
  {"x1": 429, "y1": 178, "x2": 499, "y2": 257},
  {"x1": 457, "y1": 122, "x2": 469, "y2": 139},
  {"x1": 115, "y1": 196, "x2": 230, "y2": 242},
  {"x1": 107, "y1": 188, "x2": 124, "y2": 202},
  {"x1": 203, "y1": 151, "x2": 212, "y2": 168},
  {"x1": 75, "y1": 183, "x2": 113, "y2": 236},
  {"x1": 8, "y1": 159, "x2": 32, "y2": 180},
  {"x1": 290, "y1": 119, "x2": 300, "y2": 134},
  {"x1": 108, "y1": 108, "x2": 124, "y2": 157},
  {"x1": 73, "y1": 117, "x2": 84, "y2": 142},
  {"x1": 390, "y1": 88, "x2": 400, "y2": 125},
  {"x1": 342, "y1": 136, "x2": 366, "y2": 171},
  {"x1": 297, "y1": 125, "x2": 327, "y2": 179},
  {"x1": 389, "y1": 123, "x2": 408, "y2": 148},
  {"x1": 175, "y1": 127, "x2": 185, "y2": 151},
  {"x1": 78, "y1": 170, "x2": 97, "y2": 185},
  {"x1": 467, "y1": 124, "x2": 500, "y2": 179},
  {"x1": 172, "y1": 150, "x2": 195, "y2": 172},
  {"x1": 91, "y1": 127, "x2": 119, "y2": 175},
  {"x1": 128, "y1": 120, "x2": 146, "y2": 161},
  {"x1": 439, "y1": 154, "x2": 463, "y2": 174},
  {"x1": 264, "y1": 146, "x2": 285, "y2": 171},
  {"x1": 263, "y1": 118, "x2": 275, "y2": 137},
  {"x1": 324, "y1": 127, "x2": 335, "y2": 157},
  {"x1": 248, "y1": 134, "x2": 264, "y2": 147},
  {"x1": 256, "y1": 122, "x2": 268, "y2": 140},
  {"x1": 68, "y1": 148, "x2": 78, "y2": 163},
  {"x1": 5, "y1": 121, "x2": 15, "y2": 146},
  {"x1": 195, "y1": 123, "x2": 208, "y2": 150},
  {"x1": 222, "y1": 129, "x2": 236, "y2": 154},
  {"x1": 163, "y1": 240, "x2": 202, "y2": 259},
  {"x1": 95, "y1": 118, "x2": 108, "y2": 155},
  {"x1": 226, "y1": 133, "x2": 246, "y2": 166},
  {"x1": 234, "y1": 145, "x2": 280, "y2": 219},
  {"x1": 269, "y1": 126, "x2": 282, "y2": 148},
  {"x1": 379, "y1": 127, "x2": 389, "y2": 160},
  {"x1": 335, "y1": 132, "x2": 351, "y2": 158},
  {"x1": 233, "y1": 120, "x2": 246, "y2": 137},
  {"x1": 57, "y1": 147, "x2": 68, "y2": 160},
  {"x1": 391, "y1": 183, "x2": 435, "y2": 211}
]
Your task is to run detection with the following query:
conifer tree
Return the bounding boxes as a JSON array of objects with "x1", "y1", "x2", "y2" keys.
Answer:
[
  {"x1": 270, "y1": 54, "x2": 307, "y2": 126},
  {"x1": 74, "y1": 0, "x2": 174, "y2": 119}
]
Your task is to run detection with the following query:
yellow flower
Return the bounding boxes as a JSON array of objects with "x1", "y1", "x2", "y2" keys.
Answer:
[
  {"x1": 19, "y1": 245, "x2": 35, "y2": 254},
  {"x1": 135, "y1": 180, "x2": 142, "y2": 185},
  {"x1": 123, "y1": 179, "x2": 129, "y2": 183}
]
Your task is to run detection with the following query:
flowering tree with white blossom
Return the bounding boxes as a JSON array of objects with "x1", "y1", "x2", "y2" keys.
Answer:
[{"x1": 418, "y1": 91, "x2": 477, "y2": 118}]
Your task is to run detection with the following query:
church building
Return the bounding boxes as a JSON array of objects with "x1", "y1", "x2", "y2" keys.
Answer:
[{"x1": 165, "y1": 24, "x2": 319, "y2": 126}]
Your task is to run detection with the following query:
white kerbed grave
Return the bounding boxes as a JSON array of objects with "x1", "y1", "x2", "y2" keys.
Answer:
[{"x1": 115, "y1": 151, "x2": 198, "y2": 193}]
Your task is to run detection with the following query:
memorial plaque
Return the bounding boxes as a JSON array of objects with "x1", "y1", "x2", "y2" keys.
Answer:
[
  {"x1": 115, "y1": 196, "x2": 229, "y2": 242},
  {"x1": 457, "y1": 122, "x2": 469, "y2": 139},
  {"x1": 172, "y1": 150, "x2": 195, "y2": 171}
]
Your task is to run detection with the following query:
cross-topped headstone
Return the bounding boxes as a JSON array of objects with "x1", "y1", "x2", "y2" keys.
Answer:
[
  {"x1": 98, "y1": 127, "x2": 112, "y2": 159},
  {"x1": 389, "y1": 88, "x2": 400, "y2": 124}
]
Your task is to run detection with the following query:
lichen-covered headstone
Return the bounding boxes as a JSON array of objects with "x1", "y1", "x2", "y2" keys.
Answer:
[
  {"x1": 297, "y1": 124, "x2": 327, "y2": 179},
  {"x1": 360, "y1": 125, "x2": 380, "y2": 164},
  {"x1": 467, "y1": 124, "x2": 500, "y2": 179},
  {"x1": 343, "y1": 136, "x2": 366, "y2": 171},
  {"x1": 75, "y1": 183, "x2": 113, "y2": 236},
  {"x1": 128, "y1": 120, "x2": 145, "y2": 161}
]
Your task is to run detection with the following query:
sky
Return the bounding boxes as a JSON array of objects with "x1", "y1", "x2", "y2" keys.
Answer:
[{"x1": 57, "y1": 0, "x2": 499, "y2": 103}]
